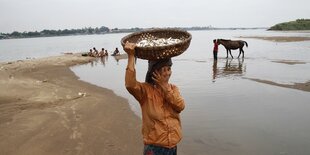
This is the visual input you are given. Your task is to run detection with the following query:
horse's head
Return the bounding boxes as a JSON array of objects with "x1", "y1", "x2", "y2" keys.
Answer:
[{"x1": 217, "y1": 39, "x2": 222, "y2": 45}]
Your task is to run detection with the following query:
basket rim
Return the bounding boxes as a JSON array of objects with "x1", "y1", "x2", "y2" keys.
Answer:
[{"x1": 120, "y1": 28, "x2": 192, "y2": 49}]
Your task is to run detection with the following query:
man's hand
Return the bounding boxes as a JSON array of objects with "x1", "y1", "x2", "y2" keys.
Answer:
[
  {"x1": 123, "y1": 41, "x2": 136, "y2": 56},
  {"x1": 152, "y1": 70, "x2": 171, "y2": 92}
]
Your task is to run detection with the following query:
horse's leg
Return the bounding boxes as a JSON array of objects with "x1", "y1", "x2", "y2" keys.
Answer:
[
  {"x1": 241, "y1": 48, "x2": 244, "y2": 58},
  {"x1": 229, "y1": 50, "x2": 233, "y2": 58},
  {"x1": 226, "y1": 49, "x2": 228, "y2": 58},
  {"x1": 238, "y1": 48, "x2": 241, "y2": 58}
]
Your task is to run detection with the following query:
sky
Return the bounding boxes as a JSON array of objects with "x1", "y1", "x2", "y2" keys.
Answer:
[{"x1": 0, "y1": 0, "x2": 309, "y2": 33}]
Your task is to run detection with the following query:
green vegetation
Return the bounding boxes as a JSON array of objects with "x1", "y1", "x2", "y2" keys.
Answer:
[
  {"x1": 269, "y1": 19, "x2": 310, "y2": 31},
  {"x1": 0, "y1": 26, "x2": 142, "y2": 39}
]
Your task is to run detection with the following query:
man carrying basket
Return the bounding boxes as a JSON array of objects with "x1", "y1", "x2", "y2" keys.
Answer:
[{"x1": 124, "y1": 42, "x2": 185, "y2": 155}]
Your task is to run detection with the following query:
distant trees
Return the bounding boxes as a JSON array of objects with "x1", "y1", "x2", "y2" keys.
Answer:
[
  {"x1": 0, "y1": 26, "x2": 112, "y2": 39},
  {"x1": 269, "y1": 19, "x2": 310, "y2": 30},
  {"x1": 0, "y1": 25, "x2": 145, "y2": 39},
  {"x1": 40, "y1": 26, "x2": 110, "y2": 36}
]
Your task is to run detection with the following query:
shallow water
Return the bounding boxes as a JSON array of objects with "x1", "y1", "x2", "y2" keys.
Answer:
[
  {"x1": 1, "y1": 30, "x2": 310, "y2": 154},
  {"x1": 72, "y1": 57, "x2": 310, "y2": 155}
]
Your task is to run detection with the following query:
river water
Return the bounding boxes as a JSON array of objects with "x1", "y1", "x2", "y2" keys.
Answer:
[{"x1": 1, "y1": 30, "x2": 310, "y2": 155}]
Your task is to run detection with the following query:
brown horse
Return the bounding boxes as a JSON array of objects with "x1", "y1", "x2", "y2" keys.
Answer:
[{"x1": 217, "y1": 39, "x2": 248, "y2": 58}]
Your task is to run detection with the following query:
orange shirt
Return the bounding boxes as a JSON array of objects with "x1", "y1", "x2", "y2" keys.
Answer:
[{"x1": 125, "y1": 68, "x2": 185, "y2": 148}]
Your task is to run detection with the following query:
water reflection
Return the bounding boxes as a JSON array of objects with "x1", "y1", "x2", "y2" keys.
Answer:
[
  {"x1": 88, "y1": 56, "x2": 118, "y2": 67},
  {"x1": 87, "y1": 54, "x2": 131, "y2": 67},
  {"x1": 212, "y1": 58, "x2": 246, "y2": 82},
  {"x1": 109, "y1": 53, "x2": 128, "y2": 65},
  {"x1": 99, "y1": 56, "x2": 109, "y2": 66},
  {"x1": 212, "y1": 60, "x2": 218, "y2": 83}
]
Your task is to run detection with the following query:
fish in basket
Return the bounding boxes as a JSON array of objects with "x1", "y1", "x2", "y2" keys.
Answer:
[{"x1": 121, "y1": 28, "x2": 192, "y2": 60}]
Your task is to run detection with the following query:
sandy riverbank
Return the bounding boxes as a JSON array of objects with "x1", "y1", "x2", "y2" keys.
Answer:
[
  {"x1": 0, "y1": 54, "x2": 142, "y2": 155},
  {"x1": 238, "y1": 36, "x2": 310, "y2": 42}
]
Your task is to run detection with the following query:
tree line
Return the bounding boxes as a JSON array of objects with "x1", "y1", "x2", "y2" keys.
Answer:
[
  {"x1": 0, "y1": 26, "x2": 142, "y2": 39},
  {"x1": 0, "y1": 25, "x2": 268, "y2": 40},
  {"x1": 268, "y1": 19, "x2": 310, "y2": 31}
]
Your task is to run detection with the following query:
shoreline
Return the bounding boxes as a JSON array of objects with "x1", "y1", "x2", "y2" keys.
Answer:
[
  {"x1": 244, "y1": 77, "x2": 310, "y2": 92},
  {"x1": 0, "y1": 54, "x2": 142, "y2": 154},
  {"x1": 238, "y1": 36, "x2": 310, "y2": 42}
]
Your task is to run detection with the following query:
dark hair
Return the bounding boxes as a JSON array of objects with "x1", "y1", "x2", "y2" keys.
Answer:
[{"x1": 145, "y1": 58, "x2": 173, "y2": 84}]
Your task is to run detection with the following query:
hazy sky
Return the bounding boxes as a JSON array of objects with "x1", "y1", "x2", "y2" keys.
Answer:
[{"x1": 1, "y1": 0, "x2": 309, "y2": 33}]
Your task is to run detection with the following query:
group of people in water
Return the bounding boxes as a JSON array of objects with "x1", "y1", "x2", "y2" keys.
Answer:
[{"x1": 87, "y1": 47, "x2": 120, "y2": 57}]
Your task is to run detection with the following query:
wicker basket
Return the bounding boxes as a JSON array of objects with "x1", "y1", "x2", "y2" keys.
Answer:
[{"x1": 121, "y1": 28, "x2": 192, "y2": 60}]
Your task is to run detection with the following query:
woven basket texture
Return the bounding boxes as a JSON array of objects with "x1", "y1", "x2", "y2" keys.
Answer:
[{"x1": 121, "y1": 28, "x2": 192, "y2": 60}]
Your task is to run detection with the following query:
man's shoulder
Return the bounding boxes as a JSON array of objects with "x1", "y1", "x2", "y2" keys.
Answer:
[{"x1": 142, "y1": 82, "x2": 154, "y2": 89}]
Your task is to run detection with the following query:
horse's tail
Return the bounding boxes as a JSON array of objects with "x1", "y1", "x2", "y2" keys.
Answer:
[{"x1": 243, "y1": 41, "x2": 248, "y2": 47}]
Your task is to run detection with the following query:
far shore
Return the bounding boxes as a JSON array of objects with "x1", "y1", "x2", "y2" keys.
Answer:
[{"x1": 0, "y1": 54, "x2": 142, "y2": 155}]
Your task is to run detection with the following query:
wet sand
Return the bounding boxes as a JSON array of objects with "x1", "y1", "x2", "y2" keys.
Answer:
[
  {"x1": 0, "y1": 54, "x2": 142, "y2": 155},
  {"x1": 242, "y1": 59, "x2": 310, "y2": 92},
  {"x1": 244, "y1": 78, "x2": 310, "y2": 92},
  {"x1": 239, "y1": 36, "x2": 310, "y2": 42},
  {"x1": 270, "y1": 59, "x2": 308, "y2": 65}
]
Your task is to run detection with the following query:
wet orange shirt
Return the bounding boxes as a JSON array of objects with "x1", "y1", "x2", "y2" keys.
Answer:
[{"x1": 125, "y1": 68, "x2": 185, "y2": 148}]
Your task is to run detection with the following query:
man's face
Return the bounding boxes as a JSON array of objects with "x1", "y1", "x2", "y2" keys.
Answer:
[{"x1": 157, "y1": 66, "x2": 172, "y2": 83}]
